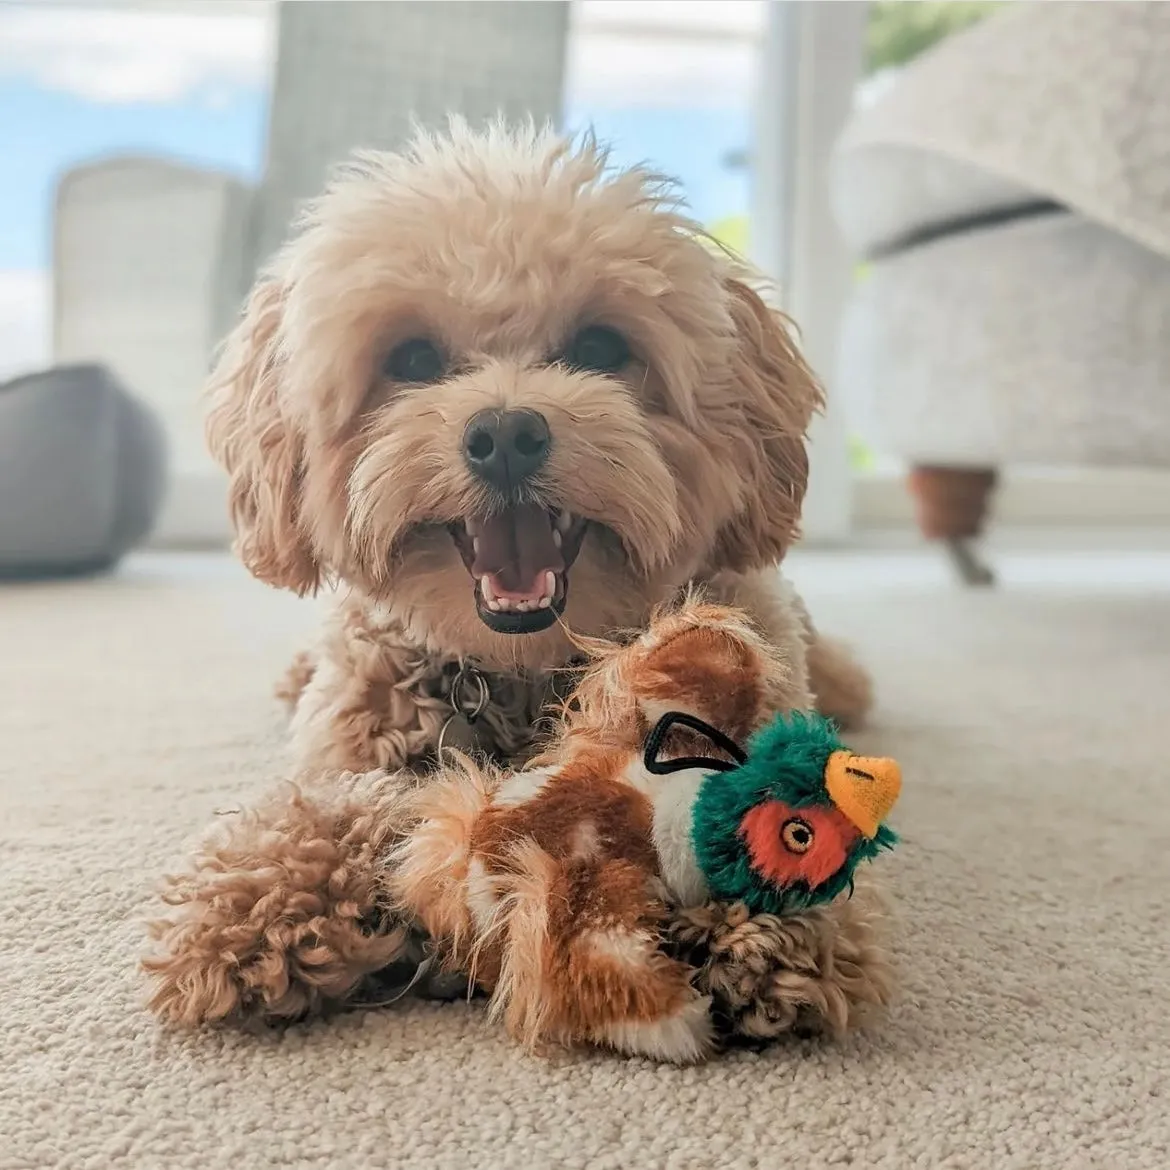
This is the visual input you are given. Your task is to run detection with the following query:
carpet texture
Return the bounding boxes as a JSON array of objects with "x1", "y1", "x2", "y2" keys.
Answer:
[{"x1": 3, "y1": 553, "x2": 1169, "y2": 1169}]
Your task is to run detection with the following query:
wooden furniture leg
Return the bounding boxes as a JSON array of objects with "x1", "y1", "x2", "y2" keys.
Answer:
[{"x1": 907, "y1": 466, "x2": 998, "y2": 586}]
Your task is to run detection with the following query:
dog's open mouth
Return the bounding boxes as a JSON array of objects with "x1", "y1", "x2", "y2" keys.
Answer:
[{"x1": 450, "y1": 504, "x2": 588, "y2": 634}]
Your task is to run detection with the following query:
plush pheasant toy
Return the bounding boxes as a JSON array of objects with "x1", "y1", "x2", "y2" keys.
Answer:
[
  {"x1": 647, "y1": 708, "x2": 901, "y2": 916},
  {"x1": 394, "y1": 602, "x2": 902, "y2": 1062}
]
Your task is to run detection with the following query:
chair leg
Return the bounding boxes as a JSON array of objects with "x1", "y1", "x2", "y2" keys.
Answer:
[{"x1": 907, "y1": 466, "x2": 998, "y2": 587}]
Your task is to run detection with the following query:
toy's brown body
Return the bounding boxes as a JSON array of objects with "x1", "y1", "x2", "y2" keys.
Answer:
[{"x1": 392, "y1": 601, "x2": 784, "y2": 1062}]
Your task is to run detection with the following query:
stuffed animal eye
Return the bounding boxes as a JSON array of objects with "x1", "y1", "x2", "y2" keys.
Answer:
[
  {"x1": 561, "y1": 325, "x2": 630, "y2": 374},
  {"x1": 383, "y1": 338, "x2": 447, "y2": 384},
  {"x1": 780, "y1": 818, "x2": 814, "y2": 854}
]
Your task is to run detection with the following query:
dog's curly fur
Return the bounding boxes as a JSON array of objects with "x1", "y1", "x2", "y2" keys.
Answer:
[
  {"x1": 666, "y1": 890, "x2": 895, "y2": 1043},
  {"x1": 144, "y1": 122, "x2": 882, "y2": 1036},
  {"x1": 145, "y1": 771, "x2": 417, "y2": 1026}
]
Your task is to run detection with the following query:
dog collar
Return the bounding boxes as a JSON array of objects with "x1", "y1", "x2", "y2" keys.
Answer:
[
  {"x1": 434, "y1": 655, "x2": 594, "y2": 761},
  {"x1": 435, "y1": 661, "x2": 491, "y2": 759}
]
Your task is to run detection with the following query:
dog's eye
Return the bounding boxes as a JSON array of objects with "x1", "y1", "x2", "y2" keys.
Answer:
[
  {"x1": 561, "y1": 326, "x2": 630, "y2": 375},
  {"x1": 383, "y1": 338, "x2": 447, "y2": 384}
]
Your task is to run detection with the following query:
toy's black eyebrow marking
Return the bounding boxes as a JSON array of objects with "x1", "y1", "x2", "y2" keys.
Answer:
[
  {"x1": 846, "y1": 766, "x2": 875, "y2": 782},
  {"x1": 643, "y1": 711, "x2": 747, "y2": 776}
]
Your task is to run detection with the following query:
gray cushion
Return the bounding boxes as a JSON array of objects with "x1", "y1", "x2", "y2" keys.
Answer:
[
  {"x1": 837, "y1": 211, "x2": 1170, "y2": 468},
  {"x1": 0, "y1": 364, "x2": 167, "y2": 577}
]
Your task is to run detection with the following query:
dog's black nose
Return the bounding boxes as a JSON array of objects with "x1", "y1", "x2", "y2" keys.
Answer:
[{"x1": 462, "y1": 409, "x2": 551, "y2": 490}]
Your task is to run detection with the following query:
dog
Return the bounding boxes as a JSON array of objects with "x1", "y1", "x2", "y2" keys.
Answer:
[{"x1": 144, "y1": 121, "x2": 880, "y2": 1032}]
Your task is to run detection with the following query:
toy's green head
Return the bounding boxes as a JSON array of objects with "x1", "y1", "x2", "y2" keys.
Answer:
[{"x1": 690, "y1": 711, "x2": 900, "y2": 915}]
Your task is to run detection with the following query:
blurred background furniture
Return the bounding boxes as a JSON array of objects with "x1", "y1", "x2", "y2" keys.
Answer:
[
  {"x1": 54, "y1": 159, "x2": 253, "y2": 491},
  {"x1": 832, "y1": 0, "x2": 1170, "y2": 582},
  {"x1": 49, "y1": 0, "x2": 569, "y2": 539},
  {"x1": 0, "y1": 364, "x2": 166, "y2": 577}
]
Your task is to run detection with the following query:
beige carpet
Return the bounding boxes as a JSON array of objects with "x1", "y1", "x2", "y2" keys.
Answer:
[{"x1": 3, "y1": 550, "x2": 1169, "y2": 1170}]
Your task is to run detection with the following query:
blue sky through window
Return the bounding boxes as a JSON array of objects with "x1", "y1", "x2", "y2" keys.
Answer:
[{"x1": 0, "y1": 1, "x2": 760, "y2": 376}]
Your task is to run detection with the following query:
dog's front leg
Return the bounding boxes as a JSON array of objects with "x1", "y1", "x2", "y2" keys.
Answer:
[
  {"x1": 144, "y1": 769, "x2": 422, "y2": 1028},
  {"x1": 144, "y1": 599, "x2": 465, "y2": 1028}
]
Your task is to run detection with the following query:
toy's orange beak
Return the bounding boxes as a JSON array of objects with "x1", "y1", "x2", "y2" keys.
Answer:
[{"x1": 825, "y1": 751, "x2": 901, "y2": 839}]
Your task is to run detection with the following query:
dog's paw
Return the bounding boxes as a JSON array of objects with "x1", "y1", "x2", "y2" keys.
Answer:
[
  {"x1": 143, "y1": 783, "x2": 415, "y2": 1027},
  {"x1": 143, "y1": 882, "x2": 410, "y2": 1028},
  {"x1": 667, "y1": 893, "x2": 896, "y2": 1044}
]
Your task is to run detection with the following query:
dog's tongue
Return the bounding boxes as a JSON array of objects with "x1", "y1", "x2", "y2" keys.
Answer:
[{"x1": 471, "y1": 504, "x2": 563, "y2": 595}]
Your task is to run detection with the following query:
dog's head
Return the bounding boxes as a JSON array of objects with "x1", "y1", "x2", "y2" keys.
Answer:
[{"x1": 206, "y1": 122, "x2": 822, "y2": 669}]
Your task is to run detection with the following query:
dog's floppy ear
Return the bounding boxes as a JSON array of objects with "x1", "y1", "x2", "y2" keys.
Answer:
[
  {"x1": 712, "y1": 276, "x2": 824, "y2": 571},
  {"x1": 205, "y1": 278, "x2": 320, "y2": 595}
]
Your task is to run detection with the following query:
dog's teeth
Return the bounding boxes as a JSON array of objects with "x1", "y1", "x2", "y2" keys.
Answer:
[
  {"x1": 552, "y1": 530, "x2": 562, "y2": 549},
  {"x1": 479, "y1": 577, "x2": 558, "y2": 616},
  {"x1": 555, "y1": 510, "x2": 572, "y2": 534},
  {"x1": 472, "y1": 537, "x2": 480, "y2": 555},
  {"x1": 466, "y1": 518, "x2": 481, "y2": 537}
]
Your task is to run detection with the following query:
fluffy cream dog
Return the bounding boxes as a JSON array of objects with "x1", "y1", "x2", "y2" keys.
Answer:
[{"x1": 145, "y1": 122, "x2": 883, "y2": 1035}]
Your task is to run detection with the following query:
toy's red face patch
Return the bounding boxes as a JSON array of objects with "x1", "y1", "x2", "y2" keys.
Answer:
[{"x1": 739, "y1": 800, "x2": 859, "y2": 890}]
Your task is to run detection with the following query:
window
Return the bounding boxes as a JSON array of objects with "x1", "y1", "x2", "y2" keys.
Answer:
[{"x1": 566, "y1": 2, "x2": 762, "y2": 255}]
